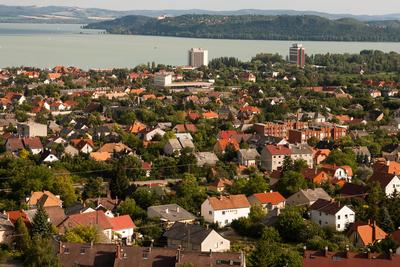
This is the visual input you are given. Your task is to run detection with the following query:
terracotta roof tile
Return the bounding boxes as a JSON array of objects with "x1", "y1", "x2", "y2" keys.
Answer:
[
  {"x1": 208, "y1": 195, "x2": 250, "y2": 210},
  {"x1": 108, "y1": 215, "x2": 136, "y2": 231},
  {"x1": 251, "y1": 192, "x2": 285, "y2": 205}
]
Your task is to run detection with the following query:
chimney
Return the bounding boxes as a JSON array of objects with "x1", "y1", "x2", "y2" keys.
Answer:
[
  {"x1": 116, "y1": 244, "x2": 121, "y2": 259},
  {"x1": 209, "y1": 249, "x2": 212, "y2": 258},
  {"x1": 150, "y1": 239, "x2": 154, "y2": 251},
  {"x1": 372, "y1": 221, "x2": 376, "y2": 242},
  {"x1": 176, "y1": 246, "x2": 182, "y2": 263},
  {"x1": 90, "y1": 240, "x2": 93, "y2": 248},
  {"x1": 303, "y1": 246, "x2": 307, "y2": 258},
  {"x1": 367, "y1": 248, "x2": 371, "y2": 259},
  {"x1": 165, "y1": 208, "x2": 169, "y2": 214},
  {"x1": 176, "y1": 207, "x2": 180, "y2": 213},
  {"x1": 58, "y1": 241, "x2": 63, "y2": 254},
  {"x1": 324, "y1": 246, "x2": 328, "y2": 257}
]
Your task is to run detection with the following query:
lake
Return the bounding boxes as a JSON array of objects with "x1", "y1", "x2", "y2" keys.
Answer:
[{"x1": 0, "y1": 23, "x2": 399, "y2": 69}]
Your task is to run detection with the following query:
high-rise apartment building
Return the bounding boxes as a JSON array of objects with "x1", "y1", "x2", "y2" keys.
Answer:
[
  {"x1": 289, "y1": 43, "x2": 305, "y2": 68},
  {"x1": 188, "y1": 48, "x2": 208, "y2": 68}
]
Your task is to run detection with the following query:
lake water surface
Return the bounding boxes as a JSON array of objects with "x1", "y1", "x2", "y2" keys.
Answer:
[{"x1": 0, "y1": 23, "x2": 399, "y2": 69}]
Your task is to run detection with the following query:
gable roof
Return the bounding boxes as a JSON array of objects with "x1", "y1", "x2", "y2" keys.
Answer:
[
  {"x1": 27, "y1": 191, "x2": 62, "y2": 208},
  {"x1": 97, "y1": 143, "x2": 132, "y2": 153},
  {"x1": 207, "y1": 195, "x2": 250, "y2": 210},
  {"x1": 373, "y1": 161, "x2": 400, "y2": 175},
  {"x1": 251, "y1": 192, "x2": 285, "y2": 205},
  {"x1": 340, "y1": 183, "x2": 367, "y2": 197},
  {"x1": 349, "y1": 221, "x2": 387, "y2": 246},
  {"x1": 369, "y1": 172, "x2": 398, "y2": 188},
  {"x1": 63, "y1": 210, "x2": 112, "y2": 230},
  {"x1": 6, "y1": 137, "x2": 24, "y2": 151},
  {"x1": 22, "y1": 137, "x2": 43, "y2": 149},
  {"x1": 265, "y1": 145, "x2": 292, "y2": 156},
  {"x1": 298, "y1": 188, "x2": 332, "y2": 203},
  {"x1": 309, "y1": 199, "x2": 353, "y2": 215},
  {"x1": 303, "y1": 250, "x2": 400, "y2": 267},
  {"x1": 238, "y1": 148, "x2": 260, "y2": 160},
  {"x1": 163, "y1": 222, "x2": 214, "y2": 245},
  {"x1": 147, "y1": 204, "x2": 196, "y2": 222},
  {"x1": 108, "y1": 215, "x2": 136, "y2": 231}
]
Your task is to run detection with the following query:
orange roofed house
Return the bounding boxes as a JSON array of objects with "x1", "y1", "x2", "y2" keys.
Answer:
[
  {"x1": 201, "y1": 195, "x2": 251, "y2": 227},
  {"x1": 213, "y1": 138, "x2": 240, "y2": 155},
  {"x1": 60, "y1": 210, "x2": 136, "y2": 243},
  {"x1": 208, "y1": 178, "x2": 233, "y2": 193},
  {"x1": 348, "y1": 221, "x2": 388, "y2": 247},
  {"x1": 248, "y1": 191, "x2": 286, "y2": 212},
  {"x1": 26, "y1": 191, "x2": 62, "y2": 209}
]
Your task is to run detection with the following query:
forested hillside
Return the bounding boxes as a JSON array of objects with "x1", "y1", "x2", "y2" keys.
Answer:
[{"x1": 85, "y1": 14, "x2": 400, "y2": 41}]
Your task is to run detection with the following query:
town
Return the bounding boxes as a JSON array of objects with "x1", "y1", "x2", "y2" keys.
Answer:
[{"x1": 0, "y1": 44, "x2": 399, "y2": 267}]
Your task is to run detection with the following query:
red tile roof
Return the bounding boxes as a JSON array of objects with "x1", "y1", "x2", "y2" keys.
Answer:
[
  {"x1": 303, "y1": 250, "x2": 400, "y2": 267},
  {"x1": 22, "y1": 137, "x2": 43, "y2": 149},
  {"x1": 108, "y1": 215, "x2": 136, "y2": 231},
  {"x1": 218, "y1": 130, "x2": 238, "y2": 140},
  {"x1": 64, "y1": 210, "x2": 112, "y2": 230},
  {"x1": 251, "y1": 192, "x2": 285, "y2": 205},
  {"x1": 265, "y1": 145, "x2": 292, "y2": 156}
]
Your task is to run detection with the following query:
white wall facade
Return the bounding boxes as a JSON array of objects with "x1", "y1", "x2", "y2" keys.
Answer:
[
  {"x1": 201, "y1": 230, "x2": 230, "y2": 252},
  {"x1": 310, "y1": 206, "x2": 355, "y2": 231},
  {"x1": 384, "y1": 176, "x2": 400, "y2": 197},
  {"x1": 201, "y1": 200, "x2": 250, "y2": 227}
]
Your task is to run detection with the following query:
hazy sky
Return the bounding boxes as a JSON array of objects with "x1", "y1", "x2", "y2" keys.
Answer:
[{"x1": 0, "y1": 0, "x2": 399, "y2": 15}]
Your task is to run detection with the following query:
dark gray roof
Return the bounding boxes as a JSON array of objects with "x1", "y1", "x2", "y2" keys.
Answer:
[{"x1": 163, "y1": 222, "x2": 212, "y2": 245}]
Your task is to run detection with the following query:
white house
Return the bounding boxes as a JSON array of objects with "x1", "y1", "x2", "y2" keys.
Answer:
[
  {"x1": 369, "y1": 172, "x2": 400, "y2": 197},
  {"x1": 309, "y1": 199, "x2": 355, "y2": 232},
  {"x1": 41, "y1": 151, "x2": 59, "y2": 163},
  {"x1": 201, "y1": 195, "x2": 251, "y2": 227},
  {"x1": 108, "y1": 215, "x2": 136, "y2": 243},
  {"x1": 143, "y1": 128, "x2": 166, "y2": 141},
  {"x1": 164, "y1": 222, "x2": 230, "y2": 252},
  {"x1": 321, "y1": 164, "x2": 353, "y2": 183},
  {"x1": 237, "y1": 148, "x2": 260, "y2": 167}
]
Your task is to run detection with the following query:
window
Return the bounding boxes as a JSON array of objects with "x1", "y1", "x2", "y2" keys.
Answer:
[
  {"x1": 80, "y1": 248, "x2": 86, "y2": 254},
  {"x1": 209, "y1": 211, "x2": 212, "y2": 215},
  {"x1": 337, "y1": 215, "x2": 341, "y2": 220},
  {"x1": 64, "y1": 248, "x2": 70, "y2": 254},
  {"x1": 225, "y1": 220, "x2": 228, "y2": 224},
  {"x1": 222, "y1": 211, "x2": 226, "y2": 215},
  {"x1": 319, "y1": 220, "x2": 321, "y2": 225},
  {"x1": 337, "y1": 224, "x2": 340, "y2": 229},
  {"x1": 319, "y1": 212, "x2": 322, "y2": 216},
  {"x1": 345, "y1": 215, "x2": 348, "y2": 219}
]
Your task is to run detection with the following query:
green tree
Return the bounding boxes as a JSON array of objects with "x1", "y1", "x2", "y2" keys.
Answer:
[
  {"x1": 243, "y1": 173, "x2": 269, "y2": 196},
  {"x1": 380, "y1": 207, "x2": 394, "y2": 233},
  {"x1": 14, "y1": 217, "x2": 31, "y2": 253},
  {"x1": 31, "y1": 208, "x2": 52, "y2": 238},
  {"x1": 62, "y1": 226, "x2": 103, "y2": 243},
  {"x1": 51, "y1": 175, "x2": 77, "y2": 207},
  {"x1": 275, "y1": 206, "x2": 305, "y2": 242},
  {"x1": 83, "y1": 177, "x2": 104, "y2": 199},
  {"x1": 249, "y1": 204, "x2": 266, "y2": 223},
  {"x1": 24, "y1": 237, "x2": 60, "y2": 267},
  {"x1": 277, "y1": 171, "x2": 307, "y2": 197}
]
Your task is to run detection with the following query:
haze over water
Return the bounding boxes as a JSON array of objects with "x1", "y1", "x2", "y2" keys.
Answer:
[{"x1": 0, "y1": 23, "x2": 399, "y2": 69}]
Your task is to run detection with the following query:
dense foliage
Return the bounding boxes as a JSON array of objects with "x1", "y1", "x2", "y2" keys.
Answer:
[{"x1": 86, "y1": 14, "x2": 400, "y2": 42}]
